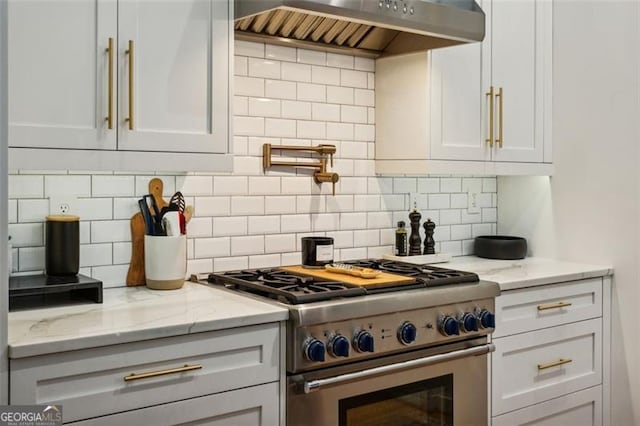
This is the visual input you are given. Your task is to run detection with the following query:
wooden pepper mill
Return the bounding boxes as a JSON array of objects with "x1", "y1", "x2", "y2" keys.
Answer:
[
  {"x1": 408, "y1": 209, "x2": 422, "y2": 256},
  {"x1": 423, "y1": 218, "x2": 436, "y2": 255}
]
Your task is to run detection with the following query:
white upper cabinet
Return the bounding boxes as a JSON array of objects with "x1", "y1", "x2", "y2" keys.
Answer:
[
  {"x1": 375, "y1": 0, "x2": 552, "y2": 175},
  {"x1": 7, "y1": 0, "x2": 232, "y2": 172},
  {"x1": 8, "y1": 0, "x2": 117, "y2": 151}
]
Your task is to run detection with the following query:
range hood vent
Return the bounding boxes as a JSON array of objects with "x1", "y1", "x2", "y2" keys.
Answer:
[{"x1": 235, "y1": 0, "x2": 485, "y2": 58}]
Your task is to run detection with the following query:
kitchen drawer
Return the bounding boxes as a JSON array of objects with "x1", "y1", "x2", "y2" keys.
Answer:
[
  {"x1": 492, "y1": 318, "x2": 602, "y2": 415},
  {"x1": 494, "y1": 278, "x2": 602, "y2": 338},
  {"x1": 10, "y1": 323, "x2": 280, "y2": 423},
  {"x1": 68, "y1": 382, "x2": 280, "y2": 426},
  {"x1": 492, "y1": 386, "x2": 602, "y2": 426}
]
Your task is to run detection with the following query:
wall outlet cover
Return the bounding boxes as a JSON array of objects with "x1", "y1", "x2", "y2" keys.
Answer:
[{"x1": 49, "y1": 196, "x2": 77, "y2": 216}]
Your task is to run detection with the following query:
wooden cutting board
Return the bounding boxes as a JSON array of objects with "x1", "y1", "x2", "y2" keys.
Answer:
[{"x1": 280, "y1": 265, "x2": 416, "y2": 289}]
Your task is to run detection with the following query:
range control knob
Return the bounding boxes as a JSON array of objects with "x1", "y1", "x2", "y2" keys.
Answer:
[
  {"x1": 460, "y1": 313, "x2": 479, "y2": 332},
  {"x1": 353, "y1": 330, "x2": 375, "y2": 353},
  {"x1": 479, "y1": 309, "x2": 496, "y2": 329},
  {"x1": 304, "y1": 338, "x2": 326, "y2": 362},
  {"x1": 439, "y1": 316, "x2": 460, "y2": 337},
  {"x1": 328, "y1": 335, "x2": 350, "y2": 358},
  {"x1": 398, "y1": 322, "x2": 417, "y2": 345}
]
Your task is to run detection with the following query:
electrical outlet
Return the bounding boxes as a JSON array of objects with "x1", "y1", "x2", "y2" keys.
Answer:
[
  {"x1": 49, "y1": 196, "x2": 78, "y2": 216},
  {"x1": 409, "y1": 192, "x2": 418, "y2": 210},
  {"x1": 467, "y1": 181, "x2": 482, "y2": 214}
]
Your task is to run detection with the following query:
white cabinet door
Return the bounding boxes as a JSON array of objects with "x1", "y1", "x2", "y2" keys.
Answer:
[
  {"x1": 491, "y1": 0, "x2": 547, "y2": 163},
  {"x1": 429, "y1": 41, "x2": 489, "y2": 161},
  {"x1": 117, "y1": 0, "x2": 229, "y2": 154},
  {"x1": 492, "y1": 386, "x2": 602, "y2": 426},
  {"x1": 8, "y1": 0, "x2": 117, "y2": 150},
  {"x1": 69, "y1": 382, "x2": 280, "y2": 426}
]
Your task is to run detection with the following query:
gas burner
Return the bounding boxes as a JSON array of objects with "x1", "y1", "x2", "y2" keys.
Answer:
[{"x1": 208, "y1": 269, "x2": 366, "y2": 304}]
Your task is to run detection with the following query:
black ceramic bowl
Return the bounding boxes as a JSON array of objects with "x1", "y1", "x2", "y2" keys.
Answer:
[{"x1": 474, "y1": 235, "x2": 527, "y2": 260}]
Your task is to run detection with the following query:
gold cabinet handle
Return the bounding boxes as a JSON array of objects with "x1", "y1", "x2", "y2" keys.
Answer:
[
  {"x1": 496, "y1": 87, "x2": 503, "y2": 148},
  {"x1": 538, "y1": 358, "x2": 572, "y2": 370},
  {"x1": 125, "y1": 40, "x2": 134, "y2": 130},
  {"x1": 124, "y1": 364, "x2": 202, "y2": 382},
  {"x1": 537, "y1": 301, "x2": 572, "y2": 311},
  {"x1": 486, "y1": 86, "x2": 494, "y2": 148},
  {"x1": 105, "y1": 37, "x2": 114, "y2": 129}
]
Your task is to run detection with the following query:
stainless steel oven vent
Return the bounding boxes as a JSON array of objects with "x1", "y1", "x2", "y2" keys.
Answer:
[{"x1": 235, "y1": 0, "x2": 485, "y2": 58}]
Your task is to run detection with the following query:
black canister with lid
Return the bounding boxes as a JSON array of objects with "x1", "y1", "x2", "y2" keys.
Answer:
[
  {"x1": 46, "y1": 215, "x2": 80, "y2": 277},
  {"x1": 301, "y1": 237, "x2": 334, "y2": 268}
]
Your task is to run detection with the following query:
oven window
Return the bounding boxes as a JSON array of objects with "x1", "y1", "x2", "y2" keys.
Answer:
[{"x1": 338, "y1": 374, "x2": 453, "y2": 426}]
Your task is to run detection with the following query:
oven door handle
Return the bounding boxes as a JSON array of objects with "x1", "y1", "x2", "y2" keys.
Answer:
[{"x1": 300, "y1": 343, "x2": 495, "y2": 394}]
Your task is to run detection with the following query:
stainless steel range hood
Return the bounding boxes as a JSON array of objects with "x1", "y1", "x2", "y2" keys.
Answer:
[{"x1": 235, "y1": 0, "x2": 485, "y2": 58}]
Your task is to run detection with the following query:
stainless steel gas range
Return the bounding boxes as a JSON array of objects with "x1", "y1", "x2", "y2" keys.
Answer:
[{"x1": 193, "y1": 259, "x2": 500, "y2": 426}]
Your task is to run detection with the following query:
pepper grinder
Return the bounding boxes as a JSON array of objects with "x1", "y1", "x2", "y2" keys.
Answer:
[
  {"x1": 408, "y1": 209, "x2": 422, "y2": 256},
  {"x1": 423, "y1": 218, "x2": 436, "y2": 255}
]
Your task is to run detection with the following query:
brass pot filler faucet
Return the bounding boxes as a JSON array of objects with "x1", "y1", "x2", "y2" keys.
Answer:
[{"x1": 263, "y1": 144, "x2": 339, "y2": 195}]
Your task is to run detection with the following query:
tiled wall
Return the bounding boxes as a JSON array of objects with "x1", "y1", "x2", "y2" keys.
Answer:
[{"x1": 7, "y1": 41, "x2": 498, "y2": 287}]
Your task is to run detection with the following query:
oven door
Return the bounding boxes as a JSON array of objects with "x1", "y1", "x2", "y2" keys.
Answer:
[{"x1": 287, "y1": 338, "x2": 493, "y2": 426}]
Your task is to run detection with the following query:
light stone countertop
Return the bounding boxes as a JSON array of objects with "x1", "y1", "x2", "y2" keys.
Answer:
[
  {"x1": 8, "y1": 281, "x2": 288, "y2": 359},
  {"x1": 447, "y1": 256, "x2": 613, "y2": 291}
]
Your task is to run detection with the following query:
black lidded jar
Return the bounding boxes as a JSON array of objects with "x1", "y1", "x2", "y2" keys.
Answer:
[
  {"x1": 46, "y1": 215, "x2": 80, "y2": 277},
  {"x1": 301, "y1": 237, "x2": 334, "y2": 268}
]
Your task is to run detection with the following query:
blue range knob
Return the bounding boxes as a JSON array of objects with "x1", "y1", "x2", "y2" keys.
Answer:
[
  {"x1": 398, "y1": 322, "x2": 417, "y2": 345},
  {"x1": 304, "y1": 339, "x2": 326, "y2": 362},
  {"x1": 461, "y1": 313, "x2": 479, "y2": 332},
  {"x1": 439, "y1": 316, "x2": 460, "y2": 337},
  {"x1": 328, "y1": 335, "x2": 350, "y2": 358},
  {"x1": 479, "y1": 310, "x2": 496, "y2": 329},
  {"x1": 353, "y1": 331, "x2": 375, "y2": 353}
]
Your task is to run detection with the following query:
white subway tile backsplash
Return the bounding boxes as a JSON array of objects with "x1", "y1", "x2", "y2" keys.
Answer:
[
  {"x1": 45, "y1": 175, "x2": 91, "y2": 197},
  {"x1": 282, "y1": 62, "x2": 311, "y2": 82},
  {"x1": 248, "y1": 58, "x2": 281, "y2": 79},
  {"x1": 91, "y1": 220, "x2": 130, "y2": 243},
  {"x1": 92, "y1": 176, "x2": 134, "y2": 197},
  {"x1": 231, "y1": 196, "x2": 265, "y2": 216},
  {"x1": 265, "y1": 79, "x2": 297, "y2": 100},
  {"x1": 9, "y1": 41, "x2": 497, "y2": 284},
  {"x1": 248, "y1": 98, "x2": 281, "y2": 117},
  {"x1": 231, "y1": 235, "x2": 264, "y2": 255},
  {"x1": 312, "y1": 66, "x2": 340, "y2": 86},
  {"x1": 234, "y1": 76, "x2": 265, "y2": 97},
  {"x1": 281, "y1": 214, "x2": 311, "y2": 233},
  {"x1": 235, "y1": 40, "x2": 264, "y2": 58},
  {"x1": 195, "y1": 237, "x2": 230, "y2": 258},
  {"x1": 282, "y1": 101, "x2": 312, "y2": 120},
  {"x1": 297, "y1": 83, "x2": 326, "y2": 102},
  {"x1": 327, "y1": 86, "x2": 354, "y2": 105},
  {"x1": 214, "y1": 176, "x2": 248, "y2": 196},
  {"x1": 248, "y1": 216, "x2": 280, "y2": 235},
  {"x1": 77, "y1": 198, "x2": 113, "y2": 221},
  {"x1": 80, "y1": 243, "x2": 112, "y2": 267},
  {"x1": 266, "y1": 44, "x2": 296, "y2": 62},
  {"x1": 297, "y1": 49, "x2": 326, "y2": 65},
  {"x1": 9, "y1": 175, "x2": 43, "y2": 199},
  {"x1": 341, "y1": 69, "x2": 368, "y2": 88},
  {"x1": 17, "y1": 199, "x2": 49, "y2": 223},
  {"x1": 312, "y1": 103, "x2": 341, "y2": 122},
  {"x1": 9, "y1": 223, "x2": 43, "y2": 247},
  {"x1": 265, "y1": 234, "x2": 296, "y2": 253},
  {"x1": 265, "y1": 118, "x2": 297, "y2": 137},
  {"x1": 19, "y1": 247, "x2": 45, "y2": 271},
  {"x1": 234, "y1": 116, "x2": 265, "y2": 136}
]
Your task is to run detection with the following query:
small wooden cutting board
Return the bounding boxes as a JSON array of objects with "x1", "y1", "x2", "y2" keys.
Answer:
[{"x1": 280, "y1": 265, "x2": 416, "y2": 289}]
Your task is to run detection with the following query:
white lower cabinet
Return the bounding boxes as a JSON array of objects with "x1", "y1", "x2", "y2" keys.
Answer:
[
  {"x1": 10, "y1": 323, "x2": 281, "y2": 425},
  {"x1": 67, "y1": 382, "x2": 279, "y2": 426},
  {"x1": 491, "y1": 277, "x2": 609, "y2": 425},
  {"x1": 492, "y1": 386, "x2": 602, "y2": 426}
]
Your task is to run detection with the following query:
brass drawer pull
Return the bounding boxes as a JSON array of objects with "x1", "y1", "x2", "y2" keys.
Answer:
[
  {"x1": 124, "y1": 364, "x2": 202, "y2": 382},
  {"x1": 105, "y1": 37, "x2": 114, "y2": 129},
  {"x1": 496, "y1": 87, "x2": 503, "y2": 148},
  {"x1": 125, "y1": 40, "x2": 134, "y2": 130},
  {"x1": 537, "y1": 301, "x2": 572, "y2": 311},
  {"x1": 538, "y1": 358, "x2": 572, "y2": 370},
  {"x1": 486, "y1": 86, "x2": 494, "y2": 148}
]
